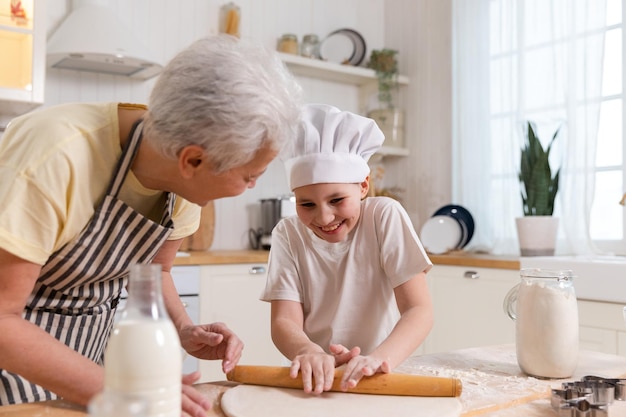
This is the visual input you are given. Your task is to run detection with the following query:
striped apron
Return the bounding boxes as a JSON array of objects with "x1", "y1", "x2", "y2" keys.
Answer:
[{"x1": 0, "y1": 121, "x2": 176, "y2": 404}]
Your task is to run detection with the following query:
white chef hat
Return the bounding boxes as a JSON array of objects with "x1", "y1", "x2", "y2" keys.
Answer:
[{"x1": 284, "y1": 103, "x2": 384, "y2": 190}]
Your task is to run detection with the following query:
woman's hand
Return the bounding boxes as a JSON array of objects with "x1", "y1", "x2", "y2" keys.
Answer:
[
  {"x1": 339, "y1": 355, "x2": 391, "y2": 391},
  {"x1": 181, "y1": 372, "x2": 211, "y2": 417},
  {"x1": 179, "y1": 322, "x2": 243, "y2": 374}
]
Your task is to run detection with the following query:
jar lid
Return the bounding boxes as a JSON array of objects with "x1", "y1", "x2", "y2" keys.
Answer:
[{"x1": 520, "y1": 268, "x2": 575, "y2": 280}]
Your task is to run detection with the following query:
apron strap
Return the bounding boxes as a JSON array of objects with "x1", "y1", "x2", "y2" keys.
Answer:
[{"x1": 106, "y1": 119, "x2": 144, "y2": 197}]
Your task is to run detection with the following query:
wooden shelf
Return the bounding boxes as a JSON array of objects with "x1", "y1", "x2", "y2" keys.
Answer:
[
  {"x1": 378, "y1": 146, "x2": 409, "y2": 156},
  {"x1": 279, "y1": 52, "x2": 409, "y2": 86},
  {"x1": 369, "y1": 146, "x2": 409, "y2": 162}
]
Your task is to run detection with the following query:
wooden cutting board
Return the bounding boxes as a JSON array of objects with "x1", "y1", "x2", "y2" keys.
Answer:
[{"x1": 179, "y1": 201, "x2": 215, "y2": 251}]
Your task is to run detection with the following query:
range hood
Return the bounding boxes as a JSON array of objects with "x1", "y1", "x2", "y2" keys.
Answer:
[{"x1": 47, "y1": 1, "x2": 162, "y2": 80}]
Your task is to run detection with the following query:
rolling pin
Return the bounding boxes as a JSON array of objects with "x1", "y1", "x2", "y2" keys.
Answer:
[{"x1": 226, "y1": 365, "x2": 462, "y2": 397}]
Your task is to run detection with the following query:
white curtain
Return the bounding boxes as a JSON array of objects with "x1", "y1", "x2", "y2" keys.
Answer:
[{"x1": 452, "y1": 0, "x2": 607, "y2": 255}]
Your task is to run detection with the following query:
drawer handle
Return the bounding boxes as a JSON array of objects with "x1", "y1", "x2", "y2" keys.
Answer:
[
  {"x1": 464, "y1": 271, "x2": 480, "y2": 279},
  {"x1": 249, "y1": 266, "x2": 266, "y2": 275}
]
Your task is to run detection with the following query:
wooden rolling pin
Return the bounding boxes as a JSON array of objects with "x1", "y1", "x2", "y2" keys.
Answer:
[{"x1": 226, "y1": 365, "x2": 462, "y2": 397}]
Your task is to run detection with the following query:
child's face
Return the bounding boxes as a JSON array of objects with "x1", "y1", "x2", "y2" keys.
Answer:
[{"x1": 293, "y1": 179, "x2": 369, "y2": 243}]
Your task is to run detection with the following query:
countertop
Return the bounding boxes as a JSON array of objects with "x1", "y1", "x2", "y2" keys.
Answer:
[
  {"x1": 174, "y1": 250, "x2": 521, "y2": 270},
  {"x1": 3, "y1": 345, "x2": 624, "y2": 416},
  {"x1": 173, "y1": 250, "x2": 270, "y2": 266}
]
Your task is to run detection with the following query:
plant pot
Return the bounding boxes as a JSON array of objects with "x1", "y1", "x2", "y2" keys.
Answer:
[
  {"x1": 515, "y1": 216, "x2": 559, "y2": 256},
  {"x1": 367, "y1": 108, "x2": 405, "y2": 148}
]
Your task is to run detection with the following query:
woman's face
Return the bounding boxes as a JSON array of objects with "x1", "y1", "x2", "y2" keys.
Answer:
[
  {"x1": 294, "y1": 180, "x2": 369, "y2": 243},
  {"x1": 183, "y1": 144, "x2": 278, "y2": 206}
]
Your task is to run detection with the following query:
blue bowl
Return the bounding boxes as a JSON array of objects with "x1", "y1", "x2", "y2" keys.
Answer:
[{"x1": 432, "y1": 205, "x2": 475, "y2": 249}]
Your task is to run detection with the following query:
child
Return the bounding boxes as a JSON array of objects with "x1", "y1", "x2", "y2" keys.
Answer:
[{"x1": 261, "y1": 103, "x2": 434, "y2": 395}]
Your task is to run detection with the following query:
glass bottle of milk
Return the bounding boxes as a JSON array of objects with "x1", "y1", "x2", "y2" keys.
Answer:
[{"x1": 100, "y1": 264, "x2": 182, "y2": 417}]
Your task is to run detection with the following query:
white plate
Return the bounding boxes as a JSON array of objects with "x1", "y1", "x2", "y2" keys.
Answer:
[
  {"x1": 420, "y1": 215, "x2": 463, "y2": 255},
  {"x1": 320, "y1": 32, "x2": 355, "y2": 65},
  {"x1": 320, "y1": 28, "x2": 366, "y2": 66}
]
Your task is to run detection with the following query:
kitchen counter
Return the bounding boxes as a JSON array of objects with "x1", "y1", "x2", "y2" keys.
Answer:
[
  {"x1": 174, "y1": 250, "x2": 521, "y2": 270},
  {"x1": 173, "y1": 250, "x2": 270, "y2": 266},
  {"x1": 3, "y1": 345, "x2": 625, "y2": 416},
  {"x1": 429, "y1": 252, "x2": 520, "y2": 270}
]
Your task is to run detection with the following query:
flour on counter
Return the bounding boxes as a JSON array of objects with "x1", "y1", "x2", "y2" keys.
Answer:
[{"x1": 396, "y1": 355, "x2": 551, "y2": 412}]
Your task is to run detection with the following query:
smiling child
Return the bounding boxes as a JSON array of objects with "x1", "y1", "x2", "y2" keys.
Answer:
[{"x1": 261, "y1": 103, "x2": 434, "y2": 395}]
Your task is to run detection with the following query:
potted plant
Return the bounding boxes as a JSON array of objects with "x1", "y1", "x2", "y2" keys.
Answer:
[
  {"x1": 516, "y1": 121, "x2": 561, "y2": 256},
  {"x1": 366, "y1": 48, "x2": 405, "y2": 148}
]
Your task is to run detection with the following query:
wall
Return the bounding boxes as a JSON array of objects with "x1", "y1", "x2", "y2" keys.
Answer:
[
  {"x1": 10, "y1": 0, "x2": 453, "y2": 250},
  {"x1": 385, "y1": 0, "x2": 453, "y2": 229}
]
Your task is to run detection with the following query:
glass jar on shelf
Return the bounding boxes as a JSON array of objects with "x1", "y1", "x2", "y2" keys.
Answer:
[
  {"x1": 300, "y1": 34, "x2": 319, "y2": 59},
  {"x1": 277, "y1": 33, "x2": 298, "y2": 55}
]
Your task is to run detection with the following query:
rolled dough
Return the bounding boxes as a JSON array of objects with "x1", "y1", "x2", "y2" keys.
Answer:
[{"x1": 220, "y1": 385, "x2": 463, "y2": 417}]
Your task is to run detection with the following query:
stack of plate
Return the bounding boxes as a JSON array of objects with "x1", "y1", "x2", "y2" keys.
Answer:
[{"x1": 419, "y1": 205, "x2": 474, "y2": 255}]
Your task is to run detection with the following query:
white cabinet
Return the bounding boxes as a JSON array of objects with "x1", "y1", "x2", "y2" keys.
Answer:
[
  {"x1": 198, "y1": 263, "x2": 285, "y2": 382},
  {"x1": 0, "y1": 0, "x2": 45, "y2": 116},
  {"x1": 422, "y1": 265, "x2": 517, "y2": 354},
  {"x1": 578, "y1": 299, "x2": 626, "y2": 356},
  {"x1": 422, "y1": 265, "x2": 626, "y2": 358}
]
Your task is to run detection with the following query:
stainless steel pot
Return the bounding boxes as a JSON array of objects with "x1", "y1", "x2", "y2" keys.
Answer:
[{"x1": 249, "y1": 196, "x2": 296, "y2": 249}]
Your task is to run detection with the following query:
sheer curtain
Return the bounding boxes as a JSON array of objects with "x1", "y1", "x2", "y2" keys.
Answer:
[{"x1": 453, "y1": 0, "x2": 607, "y2": 255}]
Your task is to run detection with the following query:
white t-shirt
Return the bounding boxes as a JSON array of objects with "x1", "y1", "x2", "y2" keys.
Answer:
[
  {"x1": 0, "y1": 102, "x2": 200, "y2": 265},
  {"x1": 261, "y1": 196, "x2": 432, "y2": 355}
]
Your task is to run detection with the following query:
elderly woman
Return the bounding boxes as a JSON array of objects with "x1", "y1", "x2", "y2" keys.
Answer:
[{"x1": 0, "y1": 35, "x2": 302, "y2": 416}]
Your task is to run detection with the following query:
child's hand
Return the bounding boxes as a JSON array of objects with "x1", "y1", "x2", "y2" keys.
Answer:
[
  {"x1": 329, "y1": 343, "x2": 361, "y2": 366},
  {"x1": 339, "y1": 355, "x2": 391, "y2": 391},
  {"x1": 289, "y1": 352, "x2": 336, "y2": 394}
]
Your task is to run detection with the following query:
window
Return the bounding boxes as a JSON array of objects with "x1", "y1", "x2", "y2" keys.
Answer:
[
  {"x1": 590, "y1": 0, "x2": 623, "y2": 250},
  {"x1": 454, "y1": 0, "x2": 624, "y2": 255}
]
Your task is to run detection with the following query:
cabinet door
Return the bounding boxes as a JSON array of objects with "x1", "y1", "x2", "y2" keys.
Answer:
[
  {"x1": 619, "y1": 332, "x2": 626, "y2": 357},
  {"x1": 0, "y1": 0, "x2": 45, "y2": 115},
  {"x1": 198, "y1": 264, "x2": 285, "y2": 382},
  {"x1": 424, "y1": 265, "x2": 517, "y2": 354},
  {"x1": 578, "y1": 299, "x2": 626, "y2": 356},
  {"x1": 579, "y1": 326, "x2": 618, "y2": 354}
]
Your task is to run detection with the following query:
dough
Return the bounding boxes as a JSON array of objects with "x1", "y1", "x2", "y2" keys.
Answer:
[{"x1": 220, "y1": 385, "x2": 463, "y2": 417}]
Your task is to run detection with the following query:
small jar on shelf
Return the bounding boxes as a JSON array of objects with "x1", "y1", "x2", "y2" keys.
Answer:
[
  {"x1": 277, "y1": 34, "x2": 298, "y2": 55},
  {"x1": 300, "y1": 34, "x2": 320, "y2": 59}
]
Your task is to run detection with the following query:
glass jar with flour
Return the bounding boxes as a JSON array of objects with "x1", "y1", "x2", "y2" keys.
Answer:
[{"x1": 503, "y1": 269, "x2": 579, "y2": 379}]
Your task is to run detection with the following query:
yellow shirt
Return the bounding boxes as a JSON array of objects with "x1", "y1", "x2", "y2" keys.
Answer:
[{"x1": 0, "y1": 102, "x2": 200, "y2": 265}]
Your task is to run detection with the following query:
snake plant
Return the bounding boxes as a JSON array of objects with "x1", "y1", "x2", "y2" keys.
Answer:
[{"x1": 519, "y1": 121, "x2": 560, "y2": 216}]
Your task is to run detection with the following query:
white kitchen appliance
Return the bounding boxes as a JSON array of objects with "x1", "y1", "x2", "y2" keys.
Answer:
[{"x1": 47, "y1": 0, "x2": 162, "y2": 79}]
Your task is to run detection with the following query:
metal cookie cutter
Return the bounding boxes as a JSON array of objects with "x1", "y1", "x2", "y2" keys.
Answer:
[
  {"x1": 551, "y1": 389, "x2": 609, "y2": 417},
  {"x1": 582, "y1": 375, "x2": 626, "y2": 401},
  {"x1": 564, "y1": 381, "x2": 615, "y2": 405},
  {"x1": 551, "y1": 381, "x2": 613, "y2": 417}
]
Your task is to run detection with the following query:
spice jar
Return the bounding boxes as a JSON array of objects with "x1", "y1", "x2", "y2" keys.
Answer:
[
  {"x1": 300, "y1": 34, "x2": 320, "y2": 59},
  {"x1": 278, "y1": 34, "x2": 298, "y2": 55},
  {"x1": 219, "y1": 2, "x2": 241, "y2": 38}
]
